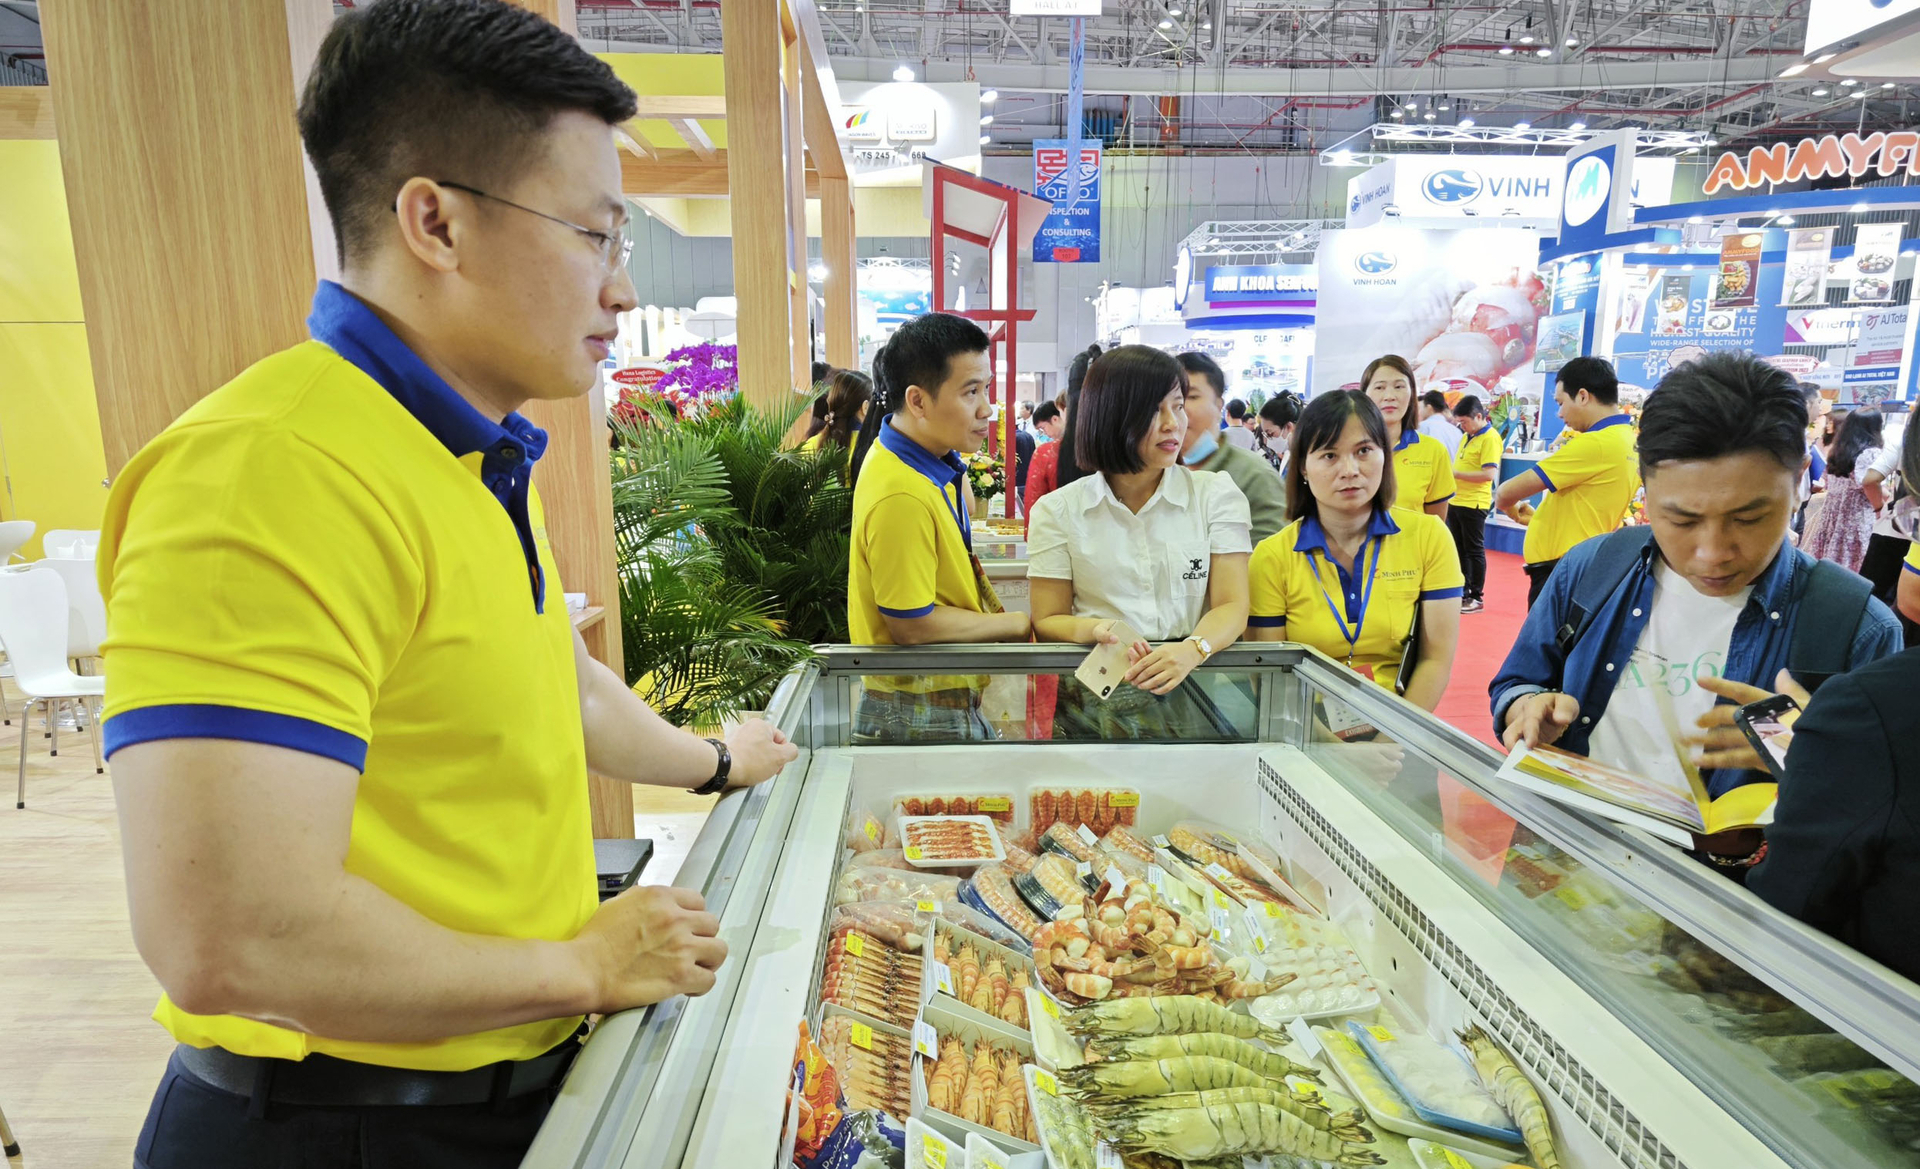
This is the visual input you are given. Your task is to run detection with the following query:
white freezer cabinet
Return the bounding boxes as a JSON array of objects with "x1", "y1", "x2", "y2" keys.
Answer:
[{"x1": 521, "y1": 645, "x2": 1920, "y2": 1169}]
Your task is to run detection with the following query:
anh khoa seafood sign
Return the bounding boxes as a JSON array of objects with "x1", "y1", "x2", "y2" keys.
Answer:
[{"x1": 1702, "y1": 131, "x2": 1920, "y2": 195}]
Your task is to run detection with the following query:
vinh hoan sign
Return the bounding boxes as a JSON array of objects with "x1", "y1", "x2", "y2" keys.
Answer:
[{"x1": 1703, "y1": 131, "x2": 1920, "y2": 194}]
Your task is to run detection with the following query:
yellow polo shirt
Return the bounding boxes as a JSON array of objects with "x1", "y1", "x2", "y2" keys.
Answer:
[
  {"x1": 1392, "y1": 429, "x2": 1456, "y2": 513},
  {"x1": 849, "y1": 420, "x2": 993, "y2": 693},
  {"x1": 1524, "y1": 414, "x2": 1640, "y2": 566},
  {"x1": 1906, "y1": 541, "x2": 1920, "y2": 575},
  {"x1": 1247, "y1": 506, "x2": 1463, "y2": 693},
  {"x1": 1453, "y1": 423, "x2": 1505, "y2": 510},
  {"x1": 100, "y1": 283, "x2": 595, "y2": 1072}
]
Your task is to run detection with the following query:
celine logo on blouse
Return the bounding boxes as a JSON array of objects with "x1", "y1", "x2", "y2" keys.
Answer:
[{"x1": 1183, "y1": 558, "x2": 1208, "y2": 581}]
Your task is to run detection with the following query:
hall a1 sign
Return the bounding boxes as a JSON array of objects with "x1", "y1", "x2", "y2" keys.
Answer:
[
  {"x1": 1703, "y1": 131, "x2": 1920, "y2": 194},
  {"x1": 1011, "y1": 0, "x2": 1103, "y2": 11}
]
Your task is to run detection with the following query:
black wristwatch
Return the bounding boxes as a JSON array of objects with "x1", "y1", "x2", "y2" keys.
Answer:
[{"x1": 688, "y1": 738, "x2": 732, "y2": 796}]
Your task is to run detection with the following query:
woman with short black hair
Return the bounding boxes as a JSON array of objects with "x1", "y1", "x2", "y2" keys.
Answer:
[
  {"x1": 1027, "y1": 346, "x2": 1252, "y2": 738},
  {"x1": 1802, "y1": 408, "x2": 1885, "y2": 573}
]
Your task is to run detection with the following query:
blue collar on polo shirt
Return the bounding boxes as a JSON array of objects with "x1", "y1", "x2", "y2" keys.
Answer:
[
  {"x1": 1587, "y1": 413, "x2": 1633, "y2": 432},
  {"x1": 877, "y1": 415, "x2": 971, "y2": 549},
  {"x1": 1394, "y1": 427, "x2": 1422, "y2": 451},
  {"x1": 1293, "y1": 507, "x2": 1400, "y2": 555},
  {"x1": 307, "y1": 280, "x2": 549, "y2": 612}
]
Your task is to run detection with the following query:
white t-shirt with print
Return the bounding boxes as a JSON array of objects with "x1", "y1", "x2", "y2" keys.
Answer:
[
  {"x1": 1585, "y1": 559, "x2": 1750, "y2": 793},
  {"x1": 1026, "y1": 467, "x2": 1252, "y2": 642}
]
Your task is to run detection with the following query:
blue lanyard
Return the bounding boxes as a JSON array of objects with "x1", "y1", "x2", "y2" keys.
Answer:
[
  {"x1": 1311, "y1": 539, "x2": 1384, "y2": 663},
  {"x1": 941, "y1": 478, "x2": 972, "y2": 553}
]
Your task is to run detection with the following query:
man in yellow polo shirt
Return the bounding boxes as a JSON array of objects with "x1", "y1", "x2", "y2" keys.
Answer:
[
  {"x1": 108, "y1": 4, "x2": 795, "y2": 1166},
  {"x1": 1496, "y1": 356, "x2": 1640, "y2": 607},
  {"x1": 847, "y1": 312, "x2": 1031, "y2": 742},
  {"x1": 1447, "y1": 394, "x2": 1505, "y2": 614},
  {"x1": 1899, "y1": 541, "x2": 1920, "y2": 627}
]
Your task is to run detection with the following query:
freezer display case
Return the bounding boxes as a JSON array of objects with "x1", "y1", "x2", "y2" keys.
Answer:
[{"x1": 523, "y1": 645, "x2": 1920, "y2": 1169}]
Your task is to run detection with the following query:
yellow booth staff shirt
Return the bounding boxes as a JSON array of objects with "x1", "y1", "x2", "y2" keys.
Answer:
[
  {"x1": 1523, "y1": 413, "x2": 1640, "y2": 566},
  {"x1": 99, "y1": 281, "x2": 597, "y2": 1072},
  {"x1": 1391, "y1": 429, "x2": 1456, "y2": 513},
  {"x1": 849, "y1": 419, "x2": 993, "y2": 692},
  {"x1": 1452, "y1": 422, "x2": 1506, "y2": 510},
  {"x1": 1247, "y1": 506, "x2": 1463, "y2": 693}
]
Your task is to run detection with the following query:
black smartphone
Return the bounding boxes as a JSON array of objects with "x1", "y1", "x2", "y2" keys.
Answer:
[{"x1": 1735, "y1": 694, "x2": 1800, "y2": 781}]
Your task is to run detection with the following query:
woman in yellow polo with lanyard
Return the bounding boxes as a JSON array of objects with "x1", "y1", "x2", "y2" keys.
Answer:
[
  {"x1": 1362, "y1": 354, "x2": 1454, "y2": 520},
  {"x1": 1248, "y1": 391, "x2": 1463, "y2": 710}
]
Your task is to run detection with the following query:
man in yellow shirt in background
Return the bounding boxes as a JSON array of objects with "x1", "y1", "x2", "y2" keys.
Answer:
[
  {"x1": 1447, "y1": 394, "x2": 1505, "y2": 614},
  {"x1": 108, "y1": 3, "x2": 794, "y2": 1165},
  {"x1": 846, "y1": 312, "x2": 1031, "y2": 742},
  {"x1": 1496, "y1": 356, "x2": 1640, "y2": 607}
]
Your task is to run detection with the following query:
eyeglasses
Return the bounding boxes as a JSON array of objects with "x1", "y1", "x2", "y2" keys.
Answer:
[{"x1": 436, "y1": 180, "x2": 633, "y2": 275}]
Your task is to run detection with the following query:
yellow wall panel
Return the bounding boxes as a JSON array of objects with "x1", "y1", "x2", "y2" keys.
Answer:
[
  {"x1": 598, "y1": 54, "x2": 731, "y2": 151},
  {"x1": 0, "y1": 141, "x2": 84, "y2": 323},
  {"x1": 0, "y1": 324, "x2": 109, "y2": 558}
]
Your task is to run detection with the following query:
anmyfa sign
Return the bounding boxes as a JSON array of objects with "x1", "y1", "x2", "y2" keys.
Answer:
[{"x1": 1703, "y1": 131, "x2": 1920, "y2": 195}]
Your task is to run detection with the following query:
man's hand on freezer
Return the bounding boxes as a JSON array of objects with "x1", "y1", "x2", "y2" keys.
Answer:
[{"x1": 575, "y1": 884, "x2": 727, "y2": 1011}]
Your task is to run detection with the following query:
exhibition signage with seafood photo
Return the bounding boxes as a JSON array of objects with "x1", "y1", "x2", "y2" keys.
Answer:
[
  {"x1": 1712, "y1": 233, "x2": 1763, "y2": 309},
  {"x1": 1781, "y1": 229, "x2": 1834, "y2": 307},
  {"x1": 1612, "y1": 261, "x2": 1787, "y2": 391},
  {"x1": 1312, "y1": 226, "x2": 1547, "y2": 399},
  {"x1": 1850, "y1": 223, "x2": 1903, "y2": 303}
]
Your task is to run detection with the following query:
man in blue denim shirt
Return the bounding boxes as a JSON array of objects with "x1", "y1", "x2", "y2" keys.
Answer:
[{"x1": 1492, "y1": 353, "x2": 1901, "y2": 821}]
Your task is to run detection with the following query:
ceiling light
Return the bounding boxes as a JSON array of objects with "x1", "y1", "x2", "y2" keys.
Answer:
[
  {"x1": 1157, "y1": 18, "x2": 1172, "y2": 28},
  {"x1": 1813, "y1": 51, "x2": 1837, "y2": 63},
  {"x1": 1519, "y1": 33, "x2": 1534, "y2": 43},
  {"x1": 1499, "y1": 44, "x2": 1515, "y2": 54},
  {"x1": 1705, "y1": 137, "x2": 1718, "y2": 145},
  {"x1": 1687, "y1": 215, "x2": 1703, "y2": 223},
  {"x1": 1840, "y1": 77, "x2": 1859, "y2": 86},
  {"x1": 1778, "y1": 215, "x2": 1796, "y2": 225},
  {"x1": 807, "y1": 263, "x2": 829, "y2": 281},
  {"x1": 1329, "y1": 149, "x2": 1355, "y2": 164},
  {"x1": 981, "y1": 89, "x2": 999, "y2": 103},
  {"x1": 1852, "y1": 203, "x2": 1870, "y2": 213},
  {"x1": 979, "y1": 134, "x2": 991, "y2": 145},
  {"x1": 1565, "y1": 36, "x2": 1578, "y2": 46},
  {"x1": 980, "y1": 115, "x2": 994, "y2": 125},
  {"x1": 893, "y1": 64, "x2": 915, "y2": 82},
  {"x1": 1201, "y1": 20, "x2": 1212, "y2": 28},
  {"x1": 1390, "y1": 108, "x2": 1404, "y2": 118},
  {"x1": 1883, "y1": 82, "x2": 1897, "y2": 89},
  {"x1": 1168, "y1": 5, "x2": 1182, "y2": 14},
  {"x1": 1406, "y1": 100, "x2": 1418, "y2": 109},
  {"x1": 1570, "y1": 120, "x2": 1587, "y2": 131},
  {"x1": 1459, "y1": 116, "x2": 1476, "y2": 127},
  {"x1": 1536, "y1": 46, "x2": 1553, "y2": 56},
  {"x1": 1780, "y1": 62, "x2": 1809, "y2": 76},
  {"x1": 1424, "y1": 111, "x2": 1437, "y2": 120},
  {"x1": 1438, "y1": 103, "x2": 1450, "y2": 111},
  {"x1": 1514, "y1": 120, "x2": 1531, "y2": 129},
  {"x1": 1812, "y1": 87, "x2": 1830, "y2": 96},
  {"x1": 1682, "y1": 146, "x2": 1697, "y2": 154}
]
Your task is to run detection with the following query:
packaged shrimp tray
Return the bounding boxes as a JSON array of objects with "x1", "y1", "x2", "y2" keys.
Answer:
[
  {"x1": 911, "y1": 998, "x2": 1042, "y2": 1155},
  {"x1": 900, "y1": 815, "x2": 1008, "y2": 867},
  {"x1": 1314, "y1": 1026, "x2": 1525, "y2": 1163},
  {"x1": 1027, "y1": 787, "x2": 1141, "y2": 838},
  {"x1": 894, "y1": 792, "x2": 1018, "y2": 825},
  {"x1": 923, "y1": 918, "x2": 1043, "y2": 1036}
]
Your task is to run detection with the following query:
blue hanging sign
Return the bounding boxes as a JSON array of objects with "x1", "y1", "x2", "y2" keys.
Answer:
[{"x1": 1033, "y1": 140, "x2": 1103, "y2": 263}]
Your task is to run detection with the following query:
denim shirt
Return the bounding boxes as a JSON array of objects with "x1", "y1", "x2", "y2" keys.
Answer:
[{"x1": 1490, "y1": 532, "x2": 1903, "y2": 797}]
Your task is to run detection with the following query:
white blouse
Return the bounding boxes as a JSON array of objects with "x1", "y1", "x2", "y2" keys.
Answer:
[{"x1": 1026, "y1": 467, "x2": 1253, "y2": 641}]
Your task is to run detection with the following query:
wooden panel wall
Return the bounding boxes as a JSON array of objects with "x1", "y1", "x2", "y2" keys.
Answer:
[{"x1": 721, "y1": 0, "x2": 797, "y2": 409}]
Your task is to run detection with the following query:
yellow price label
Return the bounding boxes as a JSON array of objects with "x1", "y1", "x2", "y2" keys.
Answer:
[
  {"x1": 1367, "y1": 1025, "x2": 1395, "y2": 1043},
  {"x1": 1039, "y1": 994, "x2": 1061, "y2": 1019},
  {"x1": 850, "y1": 1022, "x2": 874, "y2": 1050},
  {"x1": 1439, "y1": 1150, "x2": 1475, "y2": 1169},
  {"x1": 1106, "y1": 791, "x2": 1140, "y2": 807},
  {"x1": 904, "y1": 846, "x2": 925, "y2": 861},
  {"x1": 863, "y1": 817, "x2": 882, "y2": 844},
  {"x1": 916, "y1": 899, "x2": 938, "y2": 913},
  {"x1": 1264, "y1": 900, "x2": 1286, "y2": 919},
  {"x1": 921, "y1": 1134, "x2": 948, "y2": 1169},
  {"x1": 845, "y1": 933, "x2": 866, "y2": 957},
  {"x1": 1034, "y1": 1070, "x2": 1058, "y2": 1096},
  {"x1": 978, "y1": 797, "x2": 1012, "y2": 812},
  {"x1": 1554, "y1": 884, "x2": 1592, "y2": 911}
]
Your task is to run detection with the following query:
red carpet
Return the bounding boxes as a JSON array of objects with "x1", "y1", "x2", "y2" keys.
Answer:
[{"x1": 1434, "y1": 550, "x2": 1531, "y2": 748}]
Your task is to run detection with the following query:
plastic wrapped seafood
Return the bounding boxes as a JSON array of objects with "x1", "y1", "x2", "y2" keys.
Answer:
[
  {"x1": 834, "y1": 867, "x2": 962, "y2": 908},
  {"x1": 846, "y1": 849, "x2": 919, "y2": 872},
  {"x1": 1356, "y1": 1025, "x2": 1515, "y2": 1133},
  {"x1": 921, "y1": 1036, "x2": 1038, "y2": 1145},
  {"x1": 819, "y1": 1011, "x2": 914, "y2": 1119},
  {"x1": 1017, "y1": 853, "x2": 1091, "y2": 920},
  {"x1": 1030, "y1": 788, "x2": 1140, "y2": 838},
  {"x1": 894, "y1": 793, "x2": 1016, "y2": 825},
  {"x1": 900, "y1": 815, "x2": 1006, "y2": 865},
  {"x1": 822, "y1": 912, "x2": 924, "y2": 1028}
]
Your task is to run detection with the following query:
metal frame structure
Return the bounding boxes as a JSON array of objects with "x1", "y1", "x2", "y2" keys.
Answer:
[{"x1": 1177, "y1": 218, "x2": 1341, "y2": 260}]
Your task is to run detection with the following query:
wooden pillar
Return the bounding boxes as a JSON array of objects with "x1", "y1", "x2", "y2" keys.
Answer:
[
  {"x1": 821, "y1": 177, "x2": 857, "y2": 368},
  {"x1": 507, "y1": 0, "x2": 633, "y2": 840},
  {"x1": 782, "y1": 28, "x2": 812, "y2": 392},
  {"x1": 722, "y1": 0, "x2": 796, "y2": 409},
  {"x1": 41, "y1": 0, "x2": 330, "y2": 473}
]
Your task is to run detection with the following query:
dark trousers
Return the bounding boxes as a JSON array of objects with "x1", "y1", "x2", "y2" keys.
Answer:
[
  {"x1": 1858, "y1": 532, "x2": 1920, "y2": 648},
  {"x1": 1447, "y1": 506, "x2": 1489, "y2": 602},
  {"x1": 135, "y1": 1050, "x2": 555, "y2": 1169},
  {"x1": 1525, "y1": 558, "x2": 1559, "y2": 609}
]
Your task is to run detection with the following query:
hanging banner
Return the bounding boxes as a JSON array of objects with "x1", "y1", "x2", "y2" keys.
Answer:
[
  {"x1": 1847, "y1": 305, "x2": 1910, "y2": 387},
  {"x1": 1032, "y1": 140, "x2": 1103, "y2": 263},
  {"x1": 1851, "y1": 223, "x2": 1903, "y2": 302},
  {"x1": 1712, "y1": 232, "x2": 1763, "y2": 308},
  {"x1": 1655, "y1": 274, "x2": 1692, "y2": 335},
  {"x1": 1063, "y1": 17, "x2": 1088, "y2": 211},
  {"x1": 1782, "y1": 229, "x2": 1834, "y2": 307}
]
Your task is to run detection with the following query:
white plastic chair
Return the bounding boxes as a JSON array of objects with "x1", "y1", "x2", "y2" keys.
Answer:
[
  {"x1": 39, "y1": 557, "x2": 106, "y2": 663},
  {"x1": 0, "y1": 566, "x2": 105, "y2": 808},
  {"x1": 41, "y1": 529, "x2": 99, "y2": 560},
  {"x1": 0, "y1": 520, "x2": 33, "y2": 564}
]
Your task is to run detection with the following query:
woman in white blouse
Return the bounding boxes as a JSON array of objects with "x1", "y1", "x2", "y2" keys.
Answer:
[{"x1": 1026, "y1": 346, "x2": 1252, "y2": 738}]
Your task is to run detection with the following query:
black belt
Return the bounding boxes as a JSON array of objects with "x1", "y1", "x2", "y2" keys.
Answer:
[{"x1": 173, "y1": 1027, "x2": 586, "y2": 1111}]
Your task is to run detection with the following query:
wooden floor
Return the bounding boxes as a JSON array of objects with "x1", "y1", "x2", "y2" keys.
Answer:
[{"x1": 0, "y1": 682, "x2": 717, "y2": 1169}]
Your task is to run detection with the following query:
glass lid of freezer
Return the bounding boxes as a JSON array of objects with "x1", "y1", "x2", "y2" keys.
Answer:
[{"x1": 522, "y1": 645, "x2": 1920, "y2": 1169}]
